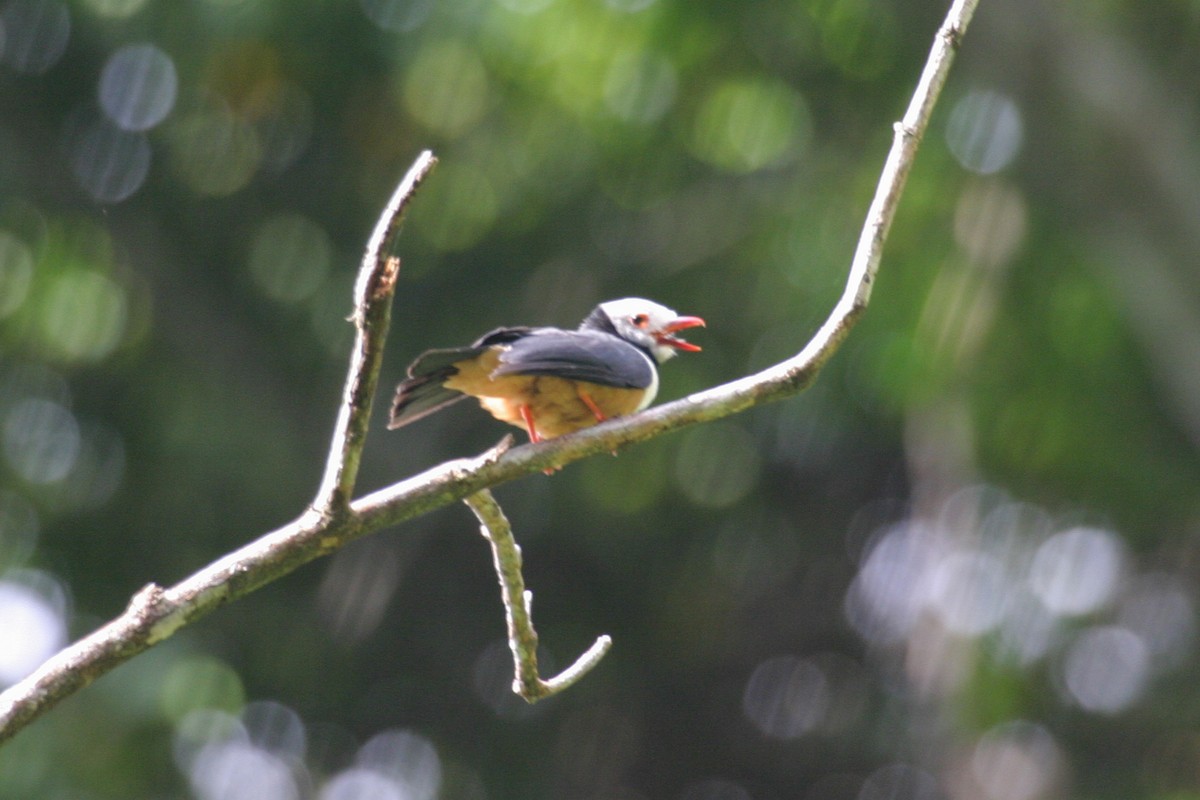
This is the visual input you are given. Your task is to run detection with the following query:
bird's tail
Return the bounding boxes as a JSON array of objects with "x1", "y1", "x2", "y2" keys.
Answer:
[
  {"x1": 387, "y1": 368, "x2": 467, "y2": 429},
  {"x1": 388, "y1": 343, "x2": 494, "y2": 429}
]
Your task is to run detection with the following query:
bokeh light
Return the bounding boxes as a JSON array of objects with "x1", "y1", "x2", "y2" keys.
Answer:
[
  {"x1": 243, "y1": 700, "x2": 307, "y2": 760},
  {"x1": 926, "y1": 550, "x2": 1010, "y2": 636},
  {"x1": 844, "y1": 521, "x2": 935, "y2": 645},
  {"x1": 1028, "y1": 526, "x2": 1123, "y2": 617},
  {"x1": 321, "y1": 768, "x2": 405, "y2": 800},
  {"x1": 353, "y1": 729, "x2": 442, "y2": 800},
  {"x1": 690, "y1": 77, "x2": 811, "y2": 172},
  {"x1": 970, "y1": 721, "x2": 1062, "y2": 800},
  {"x1": 189, "y1": 738, "x2": 301, "y2": 800},
  {"x1": 953, "y1": 180, "x2": 1028, "y2": 268},
  {"x1": 70, "y1": 118, "x2": 152, "y2": 202},
  {"x1": 814, "y1": 0, "x2": 897, "y2": 79},
  {"x1": 173, "y1": 709, "x2": 248, "y2": 773},
  {"x1": 170, "y1": 104, "x2": 262, "y2": 196},
  {"x1": 174, "y1": 701, "x2": 320, "y2": 800},
  {"x1": 839, "y1": 480, "x2": 1190, "y2": 741},
  {"x1": 603, "y1": 49, "x2": 677, "y2": 124},
  {"x1": 1060, "y1": 625, "x2": 1149, "y2": 713},
  {"x1": 0, "y1": 230, "x2": 34, "y2": 318},
  {"x1": 248, "y1": 213, "x2": 333, "y2": 305},
  {"x1": 36, "y1": 268, "x2": 128, "y2": 361},
  {"x1": 98, "y1": 43, "x2": 178, "y2": 131},
  {"x1": 742, "y1": 654, "x2": 830, "y2": 739},
  {"x1": 0, "y1": 571, "x2": 68, "y2": 686},
  {"x1": 401, "y1": 39, "x2": 490, "y2": 138},
  {"x1": 3, "y1": 398, "x2": 80, "y2": 484},
  {"x1": 160, "y1": 656, "x2": 247, "y2": 723},
  {"x1": 996, "y1": 590, "x2": 1059, "y2": 665},
  {"x1": 946, "y1": 89, "x2": 1023, "y2": 174}
]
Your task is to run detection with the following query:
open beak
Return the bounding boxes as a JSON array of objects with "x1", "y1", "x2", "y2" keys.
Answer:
[{"x1": 654, "y1": 315, "x2": 705, "y2": 352}]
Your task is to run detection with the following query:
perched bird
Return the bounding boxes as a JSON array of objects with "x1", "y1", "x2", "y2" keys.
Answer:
[{"x1": 388, "y1": 297, "x2": 704, "y2": 443}]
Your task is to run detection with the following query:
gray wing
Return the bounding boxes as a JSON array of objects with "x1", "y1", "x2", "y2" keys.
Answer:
[
  {"x1": 492, "y1": 330, "x2": 655, "y2": 389},
  {"x1": 388, "y1": 326, "x2": 536, "y2": 429}
]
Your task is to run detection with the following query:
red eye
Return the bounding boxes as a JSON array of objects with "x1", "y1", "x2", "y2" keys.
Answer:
[{"x1": 631, "y1": 314, "x2": 649, "y2": 328}]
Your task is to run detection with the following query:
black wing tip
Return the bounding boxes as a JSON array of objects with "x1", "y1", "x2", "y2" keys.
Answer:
[
  {"x1": 388, "y1": 370, "x2": 466, "y2": 429},
  {"x1": 473, "y1": 325, "x2": 536, "y2": 348},
  {"x1": 386, "y1": 397, "x2": 409, "y2": 429}
]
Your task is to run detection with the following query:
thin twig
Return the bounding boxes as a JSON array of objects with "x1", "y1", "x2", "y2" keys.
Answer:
[
  {"x1": 0, "y1": 0, "x2": 981, "y2": 747},
  {"x1": 540, "y1": 634, "x2": 613, "y2": 696},
  {"x1": 465, "y1": 489, "x2": 612, "y2": 702},
  {"x1": 313, "y1": 150, "x2": 438, "y2": 514}
]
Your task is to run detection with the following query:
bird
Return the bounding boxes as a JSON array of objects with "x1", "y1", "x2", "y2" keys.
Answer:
[{"x1": 387, "y1": 297, "x2": 704, "y2": 444}]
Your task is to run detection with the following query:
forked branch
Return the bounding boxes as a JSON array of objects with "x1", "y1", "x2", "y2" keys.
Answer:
[{"x1": 0, "y1": 0, "x2": 982, "y2": 746}]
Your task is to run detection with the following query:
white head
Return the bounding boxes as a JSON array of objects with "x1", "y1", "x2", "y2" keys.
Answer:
[{"x1": 588, "y1": 297, "x2": 705, "y2": 364}]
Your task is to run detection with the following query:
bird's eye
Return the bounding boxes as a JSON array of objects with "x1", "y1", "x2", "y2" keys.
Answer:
[{"x1": 631, "y1": 314, "x2": 650, "y2": 328}]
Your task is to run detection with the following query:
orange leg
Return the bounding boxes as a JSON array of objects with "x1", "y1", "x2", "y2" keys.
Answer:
[
  {"x1": 520, "y1": 404, "x2": 559, "y2": 474},
  {"x1": 578, "y1": 389, "x2": 621, "y2": 457},
  {"x1": 519, "y1": 404, "x2": 542, "y2": 443},
  {"x1": 577, "y1": 389, "x2": 607, "y2": 423}
]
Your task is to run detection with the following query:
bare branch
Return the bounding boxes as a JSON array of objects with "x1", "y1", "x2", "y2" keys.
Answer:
[
  {"x1": 540, "y1": 634, "x2": 613, "y2": 697},
  {"x1": 0, "y1": 0, "x2": 982, "y2": 747},
  {"x1": 465, "y1": 489, "x2": 612, "y2": 702},
  {"x1": 313, "y1": 150, "x2": 438, "y2": 515}
]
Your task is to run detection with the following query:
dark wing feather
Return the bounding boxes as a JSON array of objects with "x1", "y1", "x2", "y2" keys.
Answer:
[
  {"x1": 472, "y1": 325, "x2": 536, "y2": 348},
  {"x1": 388, "y1": 326, "x2": 539, "y2": 429},
  {"x1": 492, "y1": 330, "x2": 654, "y2": 389},
  {"x1": 387, "y1": 371, "x2": 468, "y2": 429}
]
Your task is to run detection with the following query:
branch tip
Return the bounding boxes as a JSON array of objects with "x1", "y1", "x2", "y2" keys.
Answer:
[
  {"x1": 128, "y1": 582, "x2": 164, "y2": 615},
  {"x1": 485, "y1": 434, "x2": 515, "y2": 463},
  {"x1": 533, "y1": 634, "x2": 613, "y2": 700}
]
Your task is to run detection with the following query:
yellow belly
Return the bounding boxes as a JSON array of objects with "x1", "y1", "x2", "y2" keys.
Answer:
[{"x1": 443, "y1": 348, "x2": 647, "y2": 439}]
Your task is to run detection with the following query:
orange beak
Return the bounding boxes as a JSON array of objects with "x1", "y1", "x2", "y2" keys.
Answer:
[{"x1": 654, "y1": 315, "x2": 705, "y2": 352}]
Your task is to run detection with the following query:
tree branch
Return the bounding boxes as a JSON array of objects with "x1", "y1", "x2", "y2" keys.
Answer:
[
  {"x1": 465, "y1": 488, "x2": 613, "y2": 702},
  {"x1": 0, "y1": 0, "x2": 981, "y2": 747},
  {"x1": 313, "y1": 150, "x2": 438, "y2": 514}
]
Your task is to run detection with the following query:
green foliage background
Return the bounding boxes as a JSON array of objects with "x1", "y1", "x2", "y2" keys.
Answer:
[{"x1": 1, "y1": 0, "x2": 1199, "y2": 798}]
